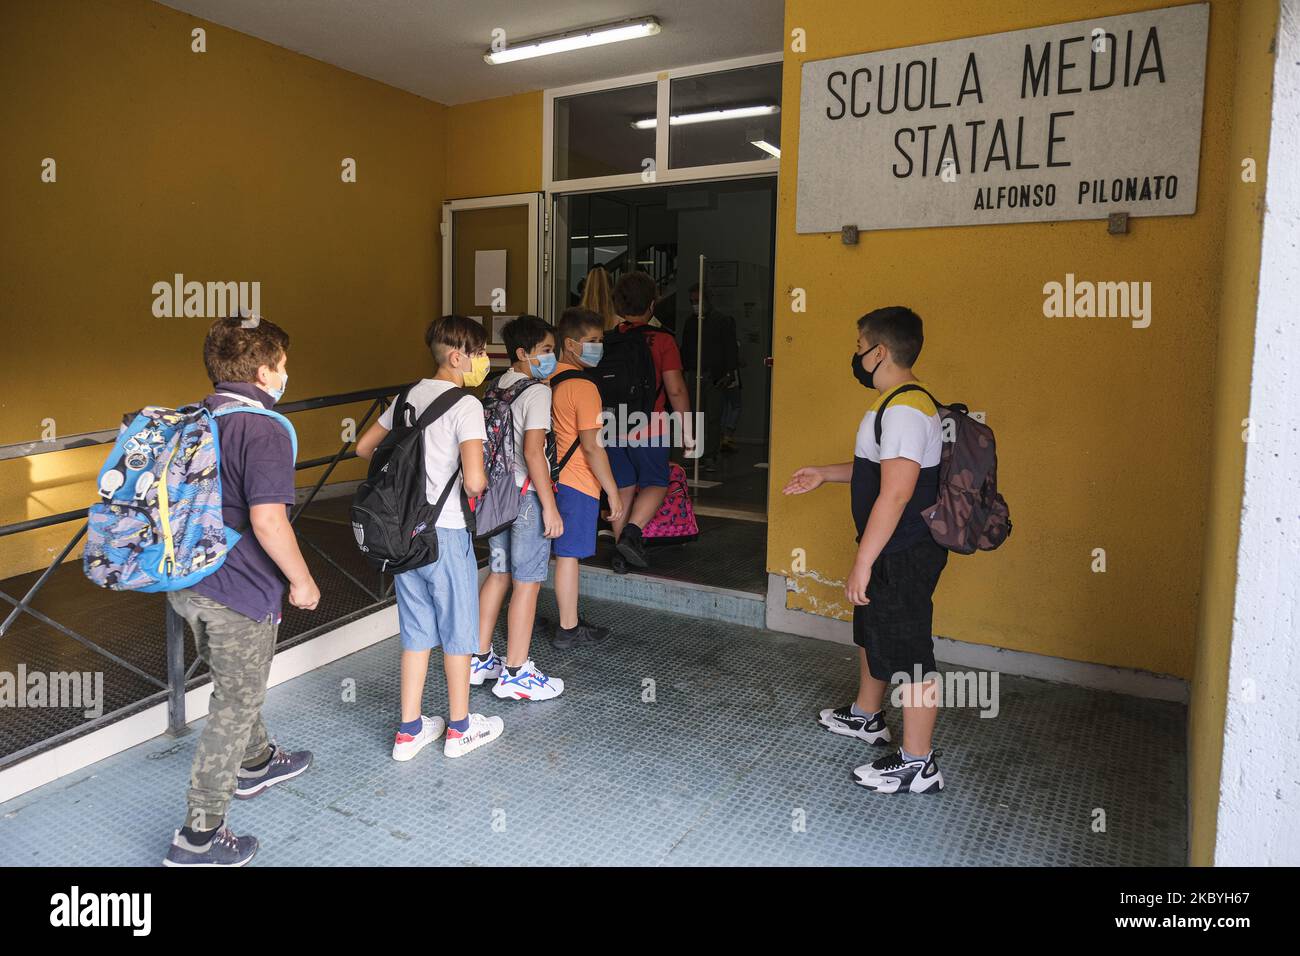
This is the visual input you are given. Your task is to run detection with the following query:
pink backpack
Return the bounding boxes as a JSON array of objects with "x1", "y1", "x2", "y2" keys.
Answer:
[{"x1": 642, "y1": 463, "x2": 699, "y2": 540}]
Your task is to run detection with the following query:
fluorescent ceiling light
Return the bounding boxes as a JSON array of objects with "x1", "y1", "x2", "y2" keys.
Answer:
[
  {"x1": 484, "y1": 17, "x2": 660, "y2": 64},
  {"x1": 632, "y1": 104, "x2": 780, "y2": 129},
  {"x1": 751, "y1": 140, "x2": 781, "y2": 158}
]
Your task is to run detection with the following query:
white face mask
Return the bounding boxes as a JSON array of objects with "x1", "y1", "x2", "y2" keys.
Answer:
[{"x1": 264, "y1": 370, "x2": 287, "y2": 403}]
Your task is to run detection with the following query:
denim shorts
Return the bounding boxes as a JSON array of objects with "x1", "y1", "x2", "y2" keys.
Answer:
[
  {"x1": 553, "y1": 484, "x2": 599, "y2": 559},
  {"x1": 487, "y1": 490, "x2": 551, "y2": 583},
  {"x1": 393, "y1": 526, "x2": 479, "y2": 655}
]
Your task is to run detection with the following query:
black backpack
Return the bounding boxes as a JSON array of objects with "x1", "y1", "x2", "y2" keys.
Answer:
[
  {"x1": 546, "y1": 369, "x2": 594, "y2": 484},
  {"x1": 350, "y1": 384, "x2": 468, "y2": 574},
  {"x1": 594, "y1": 324, "x2": 665, "y2": 416}
]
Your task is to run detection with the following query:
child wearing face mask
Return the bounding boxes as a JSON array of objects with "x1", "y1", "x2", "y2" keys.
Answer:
[
  {"x1": 356, "y1": 315, "x2": 505, "y2": 762},
  {"x1": 546, "y1": 307, "x2": 624, "y2": 649},
  {"x1": 472, "y1": 315, "x2": 567, "y2": 699},
  {"x1": 783, "y1": 306, "x2": 948, "y2": 796}
]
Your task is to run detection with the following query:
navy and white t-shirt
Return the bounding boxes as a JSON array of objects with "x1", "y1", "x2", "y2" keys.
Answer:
[
  {"x1": 190, "y1": 381, "x2": 297, "y2": 623},
  {"x1": 851, "y1": 382, "x2": 943, "y2": 554}
]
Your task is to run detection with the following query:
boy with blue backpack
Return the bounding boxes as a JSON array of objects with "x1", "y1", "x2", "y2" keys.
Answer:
[
  {"x1": 471, "y1": 315, "x2": 565, "y2": 700},
  {"x1": 97, "y1": 315, "x2": 318, "y2": 867}
]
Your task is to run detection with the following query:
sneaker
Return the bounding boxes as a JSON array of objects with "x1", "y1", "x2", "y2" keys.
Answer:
[
  {"x1": 443, "y1": 713, "x2": 504, "y2": 758},
  {"x1": 611, "y1": 552, "x2": 629, "y2": 575},
  {"x1": 615, "y1": 526, "x2": 649, "y2": 569},
  {"x1": 817, "y1": 704, "x2": 892, "y2": 745},
  {"x1": 163, "y1": 826, "x2": 258, "y2": 867},
  {"x1": 493, "y1": 660, "x2": 564, "y2": 701},
  {"x1": 852, "y1": 749, "x2": 944, "y2": 794},
  {"x1": 533, "y1": 617, "x2": 552, "y2": 641},
  {"x1": 470, "y1": 650, "x2": 503, "y2": 686},
  {"x1": 391, "y1": 715, "x2": 446, "y2": 762},
  {"x1": 551, "y1": 619, "x2": 611, "y2": 650},
  {"x1": 234, "y1": 743, "x2": 313, "y2": 800}
]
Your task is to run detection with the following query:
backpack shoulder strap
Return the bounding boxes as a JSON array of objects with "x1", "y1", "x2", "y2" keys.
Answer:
[
  {"x1": 549, "y1": 369, "x2": 593, "y2": 390},
  {"x1": 212, "y1": 403, "x2": 299, "y2": 461},
  {"x1": 873, "y1": 384, "x2": 940, "y2": 448},
  {"x1": 414, "y1": 386, "x2": 471, "y2": 432}
]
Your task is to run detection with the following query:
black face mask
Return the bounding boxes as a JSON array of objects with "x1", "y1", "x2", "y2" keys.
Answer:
[{"x1": 852, "y1": 346, "x2": 883, "y2": 389}]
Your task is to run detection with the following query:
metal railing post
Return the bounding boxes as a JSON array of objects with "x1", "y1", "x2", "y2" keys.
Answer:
[{"x1": 164, "y1": 603, "x2": 189, "y2": 737}]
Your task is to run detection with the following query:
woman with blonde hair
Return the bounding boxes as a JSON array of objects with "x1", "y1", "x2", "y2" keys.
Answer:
[{"x1": 579, "y1": 266, "x2": 619, "y2": 331}]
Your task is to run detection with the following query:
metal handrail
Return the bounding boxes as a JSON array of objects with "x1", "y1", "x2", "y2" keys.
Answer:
[{"x1": 0, "y1": 383, "x2": 410, "y2": 767}]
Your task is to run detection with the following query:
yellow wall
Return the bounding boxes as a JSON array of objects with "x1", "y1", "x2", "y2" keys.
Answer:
[
  {"x1": 1187, "y1": 0, "x2": 1277, "y2": 867},
  {"x1": 445, "y1": 92, "x2": 544, "y2": 199},
  {"x1": 0, "y1": 0, "x2": 448, "y2": 578},
  {"x1": 769, "y1": 0, "x2": 1269, "y2": 681}
]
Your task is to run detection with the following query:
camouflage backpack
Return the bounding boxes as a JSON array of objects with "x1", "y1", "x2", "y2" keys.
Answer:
[
  {"x1": 875, "y1": 385, "x2": 1011, "y2": 555},
  {"x1": 84, "y1": 396, "x2": 297, "y2": 592}
]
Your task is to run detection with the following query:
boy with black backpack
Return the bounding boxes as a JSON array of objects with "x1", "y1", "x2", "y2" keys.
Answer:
[
  {"x1": 471, "y1": 315, "x2": 566, "y2": 700},
  {"x1": 600, "y1": 271, "x2": 692, "y2": 571},
  {"x1": 783, "y1": 306, "x2": 950, "y2": 795},
  {"x1": 355, "y1": 315, "x2": 504, "y2": 762}
]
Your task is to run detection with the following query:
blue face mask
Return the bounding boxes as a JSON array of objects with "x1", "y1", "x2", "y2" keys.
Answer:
[
  {"x1": 579, "y1": 342, "x2": 604, "y2": 367},
  {"x1": 265, "y1": 371, "x2": 287, "y2": 403},
  {"x1": 530, "y1": 352, "x2": 557, "y2": 379}
]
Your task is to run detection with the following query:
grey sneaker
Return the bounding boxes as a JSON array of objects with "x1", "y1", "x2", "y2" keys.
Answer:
[
  {"x1": 551, "y1": 619, "x2": 611, "y2": 650},
  {"x1": 163, "y1": 826, "x2": 258, "y2": 867},
  {"x1": 234, "y1": 743, "x2": 313, "y2": 800}
]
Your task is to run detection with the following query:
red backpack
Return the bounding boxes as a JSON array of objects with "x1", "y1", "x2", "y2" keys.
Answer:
[{"x1": 875, "y1": 385, "x2": 1011, "y2": 555}]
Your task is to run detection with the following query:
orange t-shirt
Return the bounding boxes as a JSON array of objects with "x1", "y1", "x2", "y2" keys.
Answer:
[{"x1": 549, "y1": 362, "x2": 605, "y2": 499}]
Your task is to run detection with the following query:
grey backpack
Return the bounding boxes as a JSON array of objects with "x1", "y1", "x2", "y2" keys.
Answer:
[{"x1": 471, "y1": 376, "x2": 545, "y2": 539}]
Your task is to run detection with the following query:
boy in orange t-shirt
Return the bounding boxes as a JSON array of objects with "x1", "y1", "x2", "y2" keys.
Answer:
[{"x1": 548, "y1": 307, "x2": 623, "y2": 649}]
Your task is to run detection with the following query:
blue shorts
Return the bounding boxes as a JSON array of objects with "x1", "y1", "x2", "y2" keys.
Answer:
[
  {"x1": 607, "y1": 443, "x2": 670, "y2": 489},
  {"x1": 393, "y1": 527, "x2": 479, "y2": 654},
  {"x1": 553, "y1": 484, "x2": 599, "y2": 559},
  {"x1": 487, "y1": 490, "x2": 551, "y2": 583}
]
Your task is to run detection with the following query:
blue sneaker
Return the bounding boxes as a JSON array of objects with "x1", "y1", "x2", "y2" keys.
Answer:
[
  {"x1": 233, "y1": 743, "x2": 312, "y2": 800},
  {"x1": 163, "y1": 826, "x2": 258, "y2": 867},
  {"x1": 493, "y1": 659, "x2": 564, "y2": 701},
  {"x1": 470, "y1": 649, "x2": 503, "y2": 686}
]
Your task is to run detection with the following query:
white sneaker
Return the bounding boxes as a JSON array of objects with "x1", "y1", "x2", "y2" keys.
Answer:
[
  {"x1": 392, "y1": 715, "x2": 446, "y2": 762},
  {"x1": 493, "y1": 660, "x2": 565, "y2": 701},
  {"x1": 443, "y1": 713, "x2": 504, "y2": 758},
  {"x1": 469, "y1": 649, "x2": 503, "y2": 686}
]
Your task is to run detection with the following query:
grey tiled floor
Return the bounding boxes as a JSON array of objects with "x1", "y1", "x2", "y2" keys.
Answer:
[{"x1": 0, "y1": 594, "x2": 1186, "y2": 866}]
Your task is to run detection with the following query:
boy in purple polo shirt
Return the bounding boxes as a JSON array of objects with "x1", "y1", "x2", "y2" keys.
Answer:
[{"x1": 162, "y1": 315, "x2": 319, "y2": 868}]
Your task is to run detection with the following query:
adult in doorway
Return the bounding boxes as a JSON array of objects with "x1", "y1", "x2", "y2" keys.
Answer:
[
  {"x1": 605, "y1": 271, "x2": 693, "y2": 571},
  {"x1": 681, "y1": 282, "x2": 740, "y2": 471}
]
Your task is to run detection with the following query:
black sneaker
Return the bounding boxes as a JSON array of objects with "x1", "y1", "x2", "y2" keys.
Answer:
[
  {"x1": 533, "y1": 616, "x2": 552, "y2": 641},
  {"x1": 551, "y1": 619, "x2": 611, "y2": 650},
  {"x1": 615, "y1": 526, "x2": 649, "y2": 569},
  {"x1": 234, "y1": 743, "x2": 313, "y2": 800},
  {"x1": 817, "y1": 704, "x2": 891, "y2": 745},
  {"x1": 852, "y1": 749, "x2": 944, "y2": 794},
  {"x1": 163, "y1": 826, "x2": 259, "y2": 867},
  {"x1": 611, "y1": 552, "x2": 629, "y2": 575}
]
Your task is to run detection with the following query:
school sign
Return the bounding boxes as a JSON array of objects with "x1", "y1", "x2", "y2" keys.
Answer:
[{"x1": 795, "y1": 4, "x2": 1210, "y2": 232}]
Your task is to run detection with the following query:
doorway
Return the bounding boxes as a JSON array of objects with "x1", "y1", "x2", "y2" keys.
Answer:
[{"x1": 550, "y1": 177, "x2": 777, "y2": 522}]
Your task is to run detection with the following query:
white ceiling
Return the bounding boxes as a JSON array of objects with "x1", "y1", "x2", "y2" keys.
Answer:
[{"x1": 155, "y1": 0, "x2": 786, "y2": 105}]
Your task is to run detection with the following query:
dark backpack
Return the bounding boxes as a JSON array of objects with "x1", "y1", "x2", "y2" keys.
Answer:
[
  {"x1": 473, "y1": 376, "x2": 546, "y2": 539},
  {"x1": 875, "y1": 385, "x2": 1011, "y2": 555},
  {"x1": 594, "y1": 324, "x2": 665, "y2": 415},
  {"x1": 350, "y1": 384, "x2": 468, "y2": 573},
  {"x1": 546, "y1": 369, "x2": 594, "y2": 485}
]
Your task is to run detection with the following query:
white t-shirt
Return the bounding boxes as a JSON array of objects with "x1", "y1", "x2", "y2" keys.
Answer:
[
  {"x1": 378, "y1": 379, "x2": 486, "y2": 529},
  {"x1": 854, "y1": 382, "x2": 943, "y2": 466},
  {"x1": 495, "y1": 369, "x2": 552, "y2": 488}
]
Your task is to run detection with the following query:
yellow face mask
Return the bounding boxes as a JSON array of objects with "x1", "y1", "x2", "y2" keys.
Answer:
[{"x1": 461, "y1": 353, "x2": 490, "y2": 388}]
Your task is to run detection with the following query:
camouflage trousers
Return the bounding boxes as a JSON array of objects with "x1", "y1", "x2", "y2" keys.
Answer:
[{"x1": 167, "y1": 589, "x2": 277, "y2": 831}]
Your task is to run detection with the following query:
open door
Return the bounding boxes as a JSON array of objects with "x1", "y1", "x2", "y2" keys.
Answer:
[{"x1": 441, "y1": 193, "x2": 545, "y2": 363}]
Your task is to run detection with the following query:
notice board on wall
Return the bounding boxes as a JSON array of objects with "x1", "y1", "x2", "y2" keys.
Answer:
[{"x1": 795, "y1": 3, "x2": 1209, "y2": 233}]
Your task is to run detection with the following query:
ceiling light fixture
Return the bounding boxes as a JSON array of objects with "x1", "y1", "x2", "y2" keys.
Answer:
[
  {"x1": 484, "y1": 17, "x2": 661, "y2": 65},
  {"x1": 631, "y1": 104, "x2": 780, "y2": 129},
  {"x1": 751, "y1": 140, "x2": 781, "y2": 158}
]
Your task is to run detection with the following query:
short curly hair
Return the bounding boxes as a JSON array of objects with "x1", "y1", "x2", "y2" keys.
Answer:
[{"x1": 203, "y1": 316, "x2": 290, "y2": 385}]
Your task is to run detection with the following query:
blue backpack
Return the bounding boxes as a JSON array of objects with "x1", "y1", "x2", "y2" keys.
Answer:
[{"x1": 83, "y1": 395, "x2": 297, "y2": 593}]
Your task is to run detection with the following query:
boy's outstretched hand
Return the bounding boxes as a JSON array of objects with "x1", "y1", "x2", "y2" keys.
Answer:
[{"x1": 783, "y1": 466, "x2": 824, "y2": 495}]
